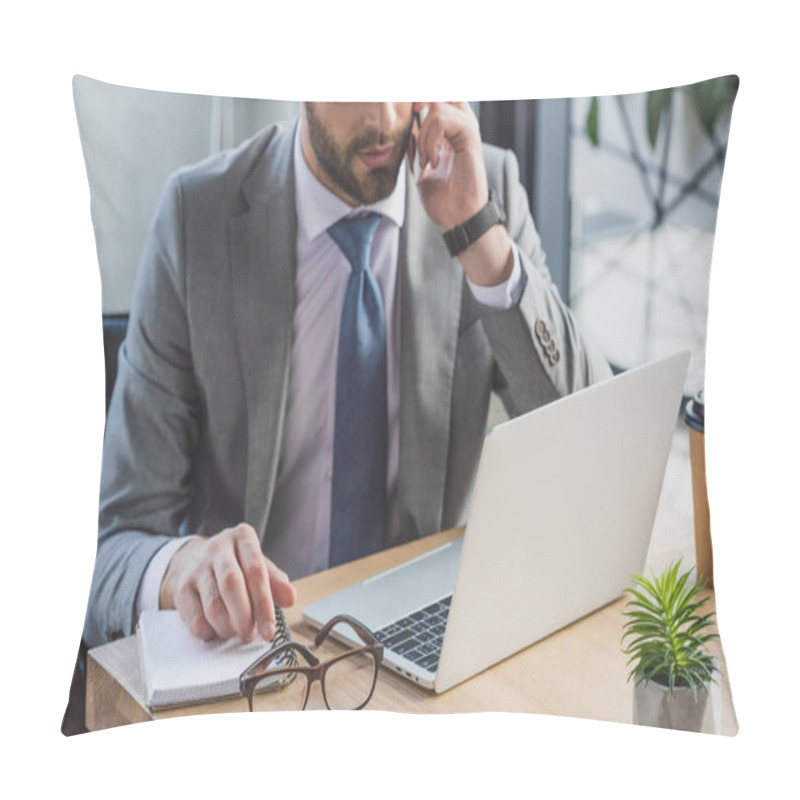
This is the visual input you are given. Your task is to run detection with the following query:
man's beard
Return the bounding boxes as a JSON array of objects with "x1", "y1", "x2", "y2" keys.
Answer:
[{"x1": 305, "y1": 104, "x2": 411, "y2": 205}]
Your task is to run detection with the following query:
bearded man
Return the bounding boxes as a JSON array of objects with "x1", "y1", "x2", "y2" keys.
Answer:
[{"x1": 83, "y1": 102, "x2": 610, "y2": 648}]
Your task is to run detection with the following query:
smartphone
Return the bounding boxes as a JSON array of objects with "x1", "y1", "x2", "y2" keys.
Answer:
[{"x1": 408, "y1": 106, "x2": 426, "y2": 182}]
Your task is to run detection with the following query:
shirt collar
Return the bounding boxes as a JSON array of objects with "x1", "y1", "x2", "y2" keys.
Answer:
[{"x1": 293, "y1": 121, "x2": 406, "y2": 242}]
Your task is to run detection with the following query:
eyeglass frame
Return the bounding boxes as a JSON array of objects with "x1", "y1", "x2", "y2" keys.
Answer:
[{"x1": 239, "y1": 613, "x2": 384, "y2": 711}]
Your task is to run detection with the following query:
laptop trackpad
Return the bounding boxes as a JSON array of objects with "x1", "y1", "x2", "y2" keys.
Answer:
[{"x1": 303, "y1": 537, "x2": 463, "y2": 633}]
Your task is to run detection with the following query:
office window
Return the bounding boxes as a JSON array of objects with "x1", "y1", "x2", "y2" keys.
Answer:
[{"x1": 568, "y1": 82, "x2": 736, "y2": 395}]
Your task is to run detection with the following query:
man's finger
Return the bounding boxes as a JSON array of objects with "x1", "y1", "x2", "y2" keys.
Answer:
[
  {"x1": 266, "y1": 558, "x2": 297, "y2": 610},
  {"x1": 417, "y1": 103, "x2": 474, "y2": 168},
  {"x1": 235, "y1": 533, "x2": 277, "y2": 641},
  {"x1": 197, "y1": 568, "x2": 236, "y2": 640},
  {"x1": 176, "y1": 583, "x2": 216, "y2": 641},
  {"x1": 213, "y1": 545, "x2": 258, "y2": 642},
  {"x1": 418, "y1": 110, "x2": 448, "y2": 170}
]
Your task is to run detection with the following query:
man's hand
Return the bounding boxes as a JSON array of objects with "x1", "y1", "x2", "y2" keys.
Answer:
[
  {"x1": 412, "y1": 102, "x2": 513, "y2": 287},
  {"x1": 159, "y1": 523, "x2": 297, "y2": 643}
]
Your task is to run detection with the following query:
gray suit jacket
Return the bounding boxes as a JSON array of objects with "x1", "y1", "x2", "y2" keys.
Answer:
[{"x1": 84, "y1": 120, "x2": 611, "y2": 647}]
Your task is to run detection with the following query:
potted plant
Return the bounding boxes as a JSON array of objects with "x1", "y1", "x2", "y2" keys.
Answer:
[{"x1": 621, "y1": 560, "x2": 719, "y2": 733}]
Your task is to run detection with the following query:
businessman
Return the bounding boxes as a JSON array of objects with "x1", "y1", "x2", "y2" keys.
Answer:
[{"x1": 83, "y1": 102, "x2": 611, "y2": 649}]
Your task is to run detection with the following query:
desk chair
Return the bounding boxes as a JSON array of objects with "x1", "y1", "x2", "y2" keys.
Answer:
[{"x1": 61, "y1": 315, "x2": 129, "y2": 736}]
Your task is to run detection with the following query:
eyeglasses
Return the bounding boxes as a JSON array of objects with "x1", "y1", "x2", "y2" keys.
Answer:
[{"x1": 239, "y1": 614, "x2": 383, "y2": 711}]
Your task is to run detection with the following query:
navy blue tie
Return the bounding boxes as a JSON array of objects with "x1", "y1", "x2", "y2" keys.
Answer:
[{"x1": 328, "y1": 213, "x2": 387, "y2": 567}]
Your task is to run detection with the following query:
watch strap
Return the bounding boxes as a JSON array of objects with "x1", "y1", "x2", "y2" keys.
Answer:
[{"x1": 443, "y1": 188, "x2": 507, "y2": 257}]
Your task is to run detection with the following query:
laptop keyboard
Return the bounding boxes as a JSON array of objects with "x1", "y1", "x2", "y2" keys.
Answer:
[{"x1": 374, "y1": 596, "x2": 452, "y2": 673}]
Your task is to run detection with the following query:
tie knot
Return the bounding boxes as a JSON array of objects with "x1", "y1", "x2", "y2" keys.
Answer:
[{"x1": 328, "y1": 213, "x2": 381, "y2": 273}]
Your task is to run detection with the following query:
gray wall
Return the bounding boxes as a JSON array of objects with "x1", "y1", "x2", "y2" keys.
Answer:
[
  {"x1": 73, "y1": 76, "x2": 298, "y2": 313},
  {"x1": 567, "y1": 87, "x2": 734, "y2": 394}
]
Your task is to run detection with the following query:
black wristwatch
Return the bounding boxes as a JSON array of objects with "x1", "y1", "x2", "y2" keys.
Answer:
[{"x1": 442, "y1": 188, "x2": 507, "y2": 257}]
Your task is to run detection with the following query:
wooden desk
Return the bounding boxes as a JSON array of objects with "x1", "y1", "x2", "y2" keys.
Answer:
[{"x1": 86, "y1": 527, "x2": 737, "y2": 734}]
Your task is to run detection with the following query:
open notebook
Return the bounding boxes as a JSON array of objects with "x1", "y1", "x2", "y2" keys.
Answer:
[{"x1": 137, "y1": 609, "x2": 290, "y2": 709}]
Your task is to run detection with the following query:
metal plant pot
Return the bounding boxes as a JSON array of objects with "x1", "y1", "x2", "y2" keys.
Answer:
[{"x1": 633, "y1": 681, "x2": 716, "y2": 733}]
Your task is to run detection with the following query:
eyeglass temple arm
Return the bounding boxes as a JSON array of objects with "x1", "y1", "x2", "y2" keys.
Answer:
[
  {"x1": 314, "y1": 614, "x2": 379, "y2": 649},
  {"x1": 241, "y1": 640, "x2": 319, "y2": 681}
]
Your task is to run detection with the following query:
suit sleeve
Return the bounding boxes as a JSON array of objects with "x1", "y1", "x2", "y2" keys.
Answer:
[
  {"x1": 83, "y1": 173, "x2": 200, "y2": 647},
  {"x1": 476, "y1": 147, "x2": 612, "y2": 416}
]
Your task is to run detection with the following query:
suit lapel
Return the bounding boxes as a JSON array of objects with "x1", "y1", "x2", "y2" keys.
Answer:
[
  {"x1": 229, "y1": 123, "x2": 298, "y2": 541},
  {"x1": 395, "y1": 176, "x2": 464, "y2": 545},
  {"x1": 228, "y1": 129, "x2": 462, "y2": 547}
]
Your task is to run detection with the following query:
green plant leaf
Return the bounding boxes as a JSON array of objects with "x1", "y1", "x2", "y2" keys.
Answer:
[
  {"x1": 673, "y1": 600, "x2": 709, "y2": 628},
  {"x1": 646, "y1": 89, "x2": 672, "y2": 150},
  {"x1": 623, "y1": 588, "x2": 661, "y2": 615},
  {"x1": 688, "y1": 75, "x2": 735, "y2": 138},
  {"x1": 685, "y1": 611, "x2": 717, "y2": 637},
  {"x1": 586, "y1": 96, "x2": 599, "y2": 147},
  {"x1": 668, "y1": 567, "x2": 692, "y2": 606}
]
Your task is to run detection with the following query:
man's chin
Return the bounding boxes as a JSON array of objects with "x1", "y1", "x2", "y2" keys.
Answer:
[
  {"x1": 351, "y1": 160, "x2": 403, "y2": 205},
  {"x1": 361, "y1": 174, "x2": 398, "y2": 204}
]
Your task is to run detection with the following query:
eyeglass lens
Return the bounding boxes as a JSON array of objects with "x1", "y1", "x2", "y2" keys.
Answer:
[
  {"x1": 249, "y1": 649, "x2": 377, "y2": 711},
  {"x1": 324, "y1": 650, "x2": 377, "y2": 710},
  {"x1": 251, "y1": 669, "x2": 307, "y2": 711}
]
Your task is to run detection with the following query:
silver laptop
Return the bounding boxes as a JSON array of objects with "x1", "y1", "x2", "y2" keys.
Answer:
[{"x1": 303, "y1": 350, "x2": 689, "y2": 693}]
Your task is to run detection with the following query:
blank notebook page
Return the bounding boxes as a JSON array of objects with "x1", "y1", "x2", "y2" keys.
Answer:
[{"x1": 138, "y1": 610, "x2": 278, "y2": 709}]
